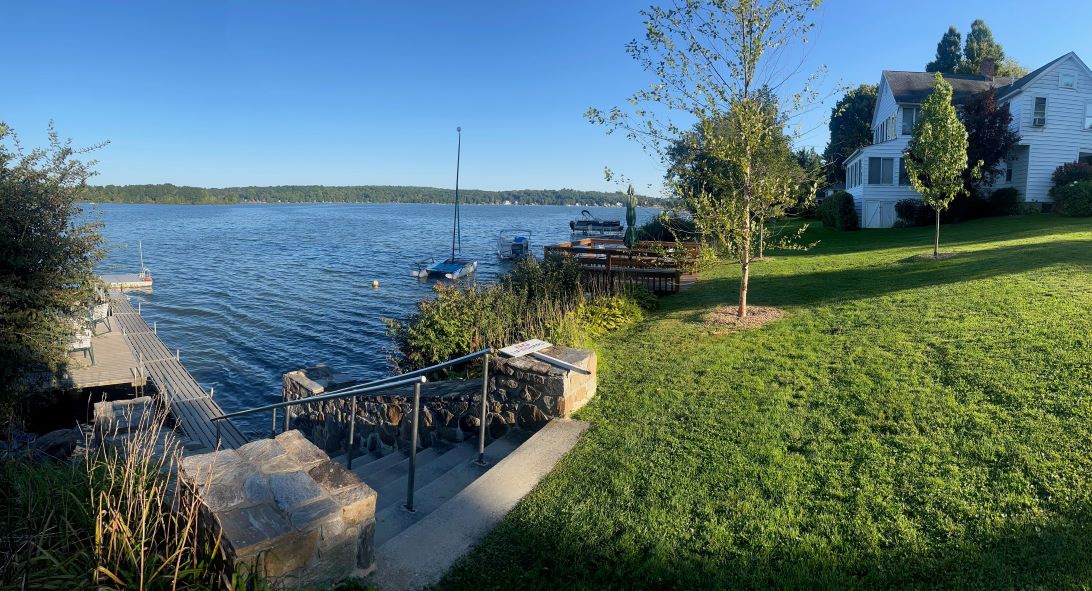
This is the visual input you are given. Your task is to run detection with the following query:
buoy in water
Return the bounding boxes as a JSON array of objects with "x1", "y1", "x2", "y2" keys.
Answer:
[{"x1": 372, "y1": 279, "x2": 379, "y2": 288}]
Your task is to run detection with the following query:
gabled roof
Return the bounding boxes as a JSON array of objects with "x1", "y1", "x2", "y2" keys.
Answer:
[
  {"x1": 996, "y1": 52, "x2": 1089, "y2": 100},
  {"x1": 882, "y1": 71, "x2": 1015, "y2": 105}
]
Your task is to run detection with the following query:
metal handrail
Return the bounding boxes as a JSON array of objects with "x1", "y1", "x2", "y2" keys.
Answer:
[{"x1": 210, "y1": 348, "x2": 495, "y2": 513}]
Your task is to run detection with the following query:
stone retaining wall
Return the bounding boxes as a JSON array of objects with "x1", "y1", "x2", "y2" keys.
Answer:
[{"x1": 283, "y1": 346, "x2": 596, "y2": 456}]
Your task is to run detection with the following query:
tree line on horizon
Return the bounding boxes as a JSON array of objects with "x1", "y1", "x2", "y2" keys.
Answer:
[{"x1": 82, "y1": 183, "x2": 664, "y2": 207}]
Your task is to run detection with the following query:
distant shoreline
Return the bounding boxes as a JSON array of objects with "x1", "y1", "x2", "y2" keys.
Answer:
[{"x1": 83, "y1": 201, "x2": 665, "y2": 208}]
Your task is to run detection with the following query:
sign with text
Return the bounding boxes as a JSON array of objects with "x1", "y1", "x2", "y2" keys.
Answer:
[{"x1": 499, "y1": 339, "x2": 552, "y2": 358}]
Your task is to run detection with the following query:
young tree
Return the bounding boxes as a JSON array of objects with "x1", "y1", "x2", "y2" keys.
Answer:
[
  {"x1": 587, "y1": 0, "x2": 822, "y2": 318},
  {"x1": 904, "y1": 74, "x2": 978, "y2": 257},
  {"x1": 824, "y1": 84, "x2": 877, "y2": 186},
  {"x1": 926, "y1": 26, "x2": 963, "y2": 73},
  {"x1": 0, "y1": 122, "x2": 105, "y2": 419},
  {"x1": 960, "y1": 89, "x2": 1019, "y2": 194}
]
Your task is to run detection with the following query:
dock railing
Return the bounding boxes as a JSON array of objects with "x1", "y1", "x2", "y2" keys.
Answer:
[
  {"x1": 212, "y1": 348, "x2": 494, "y2": 513},
  {"x1": 545, "y1": 238, "x2": 701, "y2": 295}
]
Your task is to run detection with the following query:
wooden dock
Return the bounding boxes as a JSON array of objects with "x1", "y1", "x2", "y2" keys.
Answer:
[
  {"x1": 102, "y1": 272, "x2": 154, "y2": 291},
  {"x1": 110, "y1": 293, "x2": 247, "y2": 451},
  {"x1": 59, "y1": 315, "x2": 147, "y2": 390}
]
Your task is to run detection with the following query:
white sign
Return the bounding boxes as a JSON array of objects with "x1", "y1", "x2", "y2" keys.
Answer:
[{"x1": 499, "y1": 339, "x2": 552, "y2": 358}]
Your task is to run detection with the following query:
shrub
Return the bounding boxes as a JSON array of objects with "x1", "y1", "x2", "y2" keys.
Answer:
[
  {"x1": 1051, "y1": 161, "x2": 1092, "y2": 187},
  {"x1": 895, "y1": 199, "x2": 933, "y2": 226},
  {"x1": 1050, "y1": 180, "x2": 1092, "y2": 217},
  {"x1": 638, "y1": 214, "x2": 698, "y2": 242},
  {"x1": 817, "y1": 191, "x2": 858, "y2": 230},
  {"x1": 988, "y1": 187, "x2": 1022, "y2": 216}
]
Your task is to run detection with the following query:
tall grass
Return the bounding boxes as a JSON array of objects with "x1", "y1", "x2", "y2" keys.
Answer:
[{"x1": 0, "y1": 405, "x2": 267, "y2": 590}]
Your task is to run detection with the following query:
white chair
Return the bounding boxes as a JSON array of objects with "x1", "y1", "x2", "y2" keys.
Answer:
[
  {"x1": 69, "y1": 328, "x2": 95, "y2": 366},
  {"x1": 90, "y1": 302, "x2": 110, "y2": 335}
]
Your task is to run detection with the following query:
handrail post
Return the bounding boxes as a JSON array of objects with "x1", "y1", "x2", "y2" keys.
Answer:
[
  {"x1": 347, "y1": 395, "x2": 357, "y2": 470},
  {"x1": 215, "y1": 421, "x2": 221, "y2": 449},
  {"x1": 284, "y1": 403, "x2": 290, "y2": 433},
  {"x1": 271, "y1": 408, "x2": 278, "y2": 438},
  {"x1": 475, "y1": 352, "x2": 490, "y2": 466},
  {"x1": 404, "y1": 381, "x2": 421, "y2": 513}
]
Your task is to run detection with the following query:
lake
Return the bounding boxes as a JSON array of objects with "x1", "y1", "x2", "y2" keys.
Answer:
[{"x1": 93, "y1": 203, "x2": 659, "y2": 433}]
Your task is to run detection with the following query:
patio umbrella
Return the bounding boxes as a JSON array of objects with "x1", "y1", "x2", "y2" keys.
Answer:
[{"x1": 624, "y1": 184, "x2": 639, "y2": 248}]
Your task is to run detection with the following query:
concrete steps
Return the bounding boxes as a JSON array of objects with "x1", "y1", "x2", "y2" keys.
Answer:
[{"x1": 369, "y1": 419, "x2": 590, "y2": 591}]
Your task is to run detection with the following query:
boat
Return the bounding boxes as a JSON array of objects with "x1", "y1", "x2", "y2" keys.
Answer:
[
  {"x1": 569, "y1": 210, "x2": 624, "y2": 238},
  {"x1": 497, "y1": 229, "x2": 532, "y2": 260},
  {"x1": 414, "y1": 127, "x2": 477, "y2": 281}
]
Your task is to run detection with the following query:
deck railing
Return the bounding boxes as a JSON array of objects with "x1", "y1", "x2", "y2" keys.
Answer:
[
  {"x1": 545, "y1": 238, "x2": 701, "y2": 295},
  {"x1": 212, "y1": 348, "x2": 494, "y2": 513}
]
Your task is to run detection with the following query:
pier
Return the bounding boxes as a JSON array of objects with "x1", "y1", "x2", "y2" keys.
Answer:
[{"x1": 107, "y1": 292, "x2": 247, "y2": 451}]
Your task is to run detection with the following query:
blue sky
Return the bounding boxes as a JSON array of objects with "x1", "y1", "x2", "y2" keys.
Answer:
[{"x1": 2, "y1": 1, "x2": 1088, "y2": 194}]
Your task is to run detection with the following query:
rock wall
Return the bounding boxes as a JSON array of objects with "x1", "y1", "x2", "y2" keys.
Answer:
[
  {"x1": 179, "y1": 431, "x2": 376, "y2": 587},
  {"x1": 283, "y1": 346, "x2": 596, "y2": 456}
]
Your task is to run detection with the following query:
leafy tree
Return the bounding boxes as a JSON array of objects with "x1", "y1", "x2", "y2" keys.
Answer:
[
  {"x1": 0, "y1": 123, "x2": 105, "y2": 419},
  {"x1": 996, "y1": 57, "x2": 1029, "y2": 78},
  {"x1": 904, "y1": 74, "x2": 979, "y2": 257},
  {"x1": 959, "y1": 89, "x2": 1019, "y2": 194},
  {"x1": 926, "y1": 26, "x2": 963, "y2": 73},
  {"x1": 824, "y1": 84, "x2": 877, "y2": 186},
  {"x1": 588, "y1": 0, "x2": 823, "y2": 317}
]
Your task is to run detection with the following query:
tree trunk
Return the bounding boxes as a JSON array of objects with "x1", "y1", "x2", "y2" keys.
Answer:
[
  {"x1": 739, "y1": 198, "x2": 751, "y2": 318},
  {"x1": 758, "y1": 221, "x2": 765, "y2": 259},
  {"x1": 934, "y1": 208, "x2": 940, "y2": 258}
]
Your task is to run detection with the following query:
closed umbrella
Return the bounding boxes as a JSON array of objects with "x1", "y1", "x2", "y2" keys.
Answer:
[{"x1": 624, "y1": 184, "x2": 639, "y2": 248}]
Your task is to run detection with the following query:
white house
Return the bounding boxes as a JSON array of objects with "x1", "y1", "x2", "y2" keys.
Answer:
[{"x1": 844, "y1": 52, "x2": 1092, "y2": 228}]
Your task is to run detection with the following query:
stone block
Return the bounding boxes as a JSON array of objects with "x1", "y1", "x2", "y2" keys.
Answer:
[
  {"x1": 270, "y1": 470, "x2": 325, "y2": 512},
  {"x1": 276, "y1": 430, "x2": 328, "y2": 468}
]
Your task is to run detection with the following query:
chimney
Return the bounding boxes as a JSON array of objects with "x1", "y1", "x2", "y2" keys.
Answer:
[{"x1": 981, "y1": 57, "x2": 996, "y2": 78}]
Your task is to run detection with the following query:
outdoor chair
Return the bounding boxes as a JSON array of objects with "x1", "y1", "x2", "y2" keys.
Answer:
[
  {"x1": 69, "y1": 328, "x2": 95, "y2": 366},
  {"x1": 90, "y1": 302, "x2": 110, "y2": 335}
]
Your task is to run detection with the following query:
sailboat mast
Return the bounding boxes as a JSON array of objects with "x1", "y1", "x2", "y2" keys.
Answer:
[{"x1": 452, "y1": 126, "x2": 461, "y2": 260}]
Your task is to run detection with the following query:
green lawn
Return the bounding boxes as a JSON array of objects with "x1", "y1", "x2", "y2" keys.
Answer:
[{"x1": 439, "y1": 215, "x2": 1092, "y2": 590}]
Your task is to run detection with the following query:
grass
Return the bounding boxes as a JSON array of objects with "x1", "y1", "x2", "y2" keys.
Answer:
[{"x1": 438, "y1": 214, "x2": 1092, "y2": 590}]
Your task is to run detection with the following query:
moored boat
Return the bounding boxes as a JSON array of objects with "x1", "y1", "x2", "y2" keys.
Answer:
[
  {"x1": 497, "y1": 229, "x2": 532, "y2": 260},
  {"x1": 569, "y1": 210, "x2": 624, "y2": 238}
]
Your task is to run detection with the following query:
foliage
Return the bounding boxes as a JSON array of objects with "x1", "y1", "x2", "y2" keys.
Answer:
[
  {"x1": 0, "y1": 123, "x2": 105, "y2": 421},
  {"x1": 958, "y1": 19, "x2": 1005, "y2": 75},
  {"x1": 386, "y1": 256, "x2": 651, "y2": 372},
  {"x1": 818, "y1": 191, "x2": 859, "y2": 231},
  {"x1": 894, "y1": 199, "x2": 932, "y2": 226},
  {"x1": 637, "y1": 213, "x2": 698, "y2": 242},
  {"x1": 904, "y1": 73, "x2": 977, "y2": 256},
  {"x1": 824, "y1": 84, "x2": 877, "y2": 186},
  {"x1": 925, "y1": 25, "x2": 963, "y2": 73},
  {"x1": 1050, "y1": 180, "x2": 1092, "y2": 217},
  {"x1": 83, "y1": 184, "x2": 663, "y2": 207},
  {"x1": 441, "y1": 215, "x2": 1092, "y2": 590},
  {"x1": 587, "y1": 0, "x2": 823, "y2": 318},
  {"x1": 1051, "y1": 161, "x2": 1092, "y2": 187},
  {"x1": 0, "y1": 410, "x2": 267, "y2": 590},
  {"x1": 793, "y1": 147, "x2": 825, "y2": 214},
  {"x1": 988, "y1": 187, "x2": 1023, "y2": 216},
  {"x1": 959, "y1": 89, "x2": 1019, "y2": 192},
  {"x1": 573, "y1": 296, "x2": 644, "y2": 339}
]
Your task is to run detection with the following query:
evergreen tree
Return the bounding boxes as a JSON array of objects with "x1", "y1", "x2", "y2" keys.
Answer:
[
  {"x1": 959, "y1": 19, "x2": 1005, "y2": 74},
  {"x1": 925, "y1": 26, "x2": 962, "y2": 73}
]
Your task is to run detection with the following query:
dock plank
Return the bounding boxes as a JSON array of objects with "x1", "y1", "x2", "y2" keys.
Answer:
[{"x1": 109, "y1": 292, "x2": 247, "y2": 450}]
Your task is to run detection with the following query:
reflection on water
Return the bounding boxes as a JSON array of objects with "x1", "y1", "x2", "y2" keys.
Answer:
[{"x1": 93, "y1": 203, "x2": 658, "y2": 431}]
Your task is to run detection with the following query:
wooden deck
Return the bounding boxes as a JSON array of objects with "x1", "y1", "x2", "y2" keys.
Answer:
[
  {"x1": 59, "y1": 315, "x2": 147, "y2": 390},
  {"x1": 110, "y1": 293, "x2": 247, "y2": 451},
  {"x1": 545, "y1": 238, "x2": 701, "y2": 295}
]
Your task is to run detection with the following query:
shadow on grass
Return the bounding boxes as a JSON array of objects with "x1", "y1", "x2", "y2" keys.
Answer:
[
  {"x1": 673, "y1": 239, "x2": 1092, "y2": 315},
  {"x1": 439, "y1": 500, "x2": 1092, "y2": 590}
]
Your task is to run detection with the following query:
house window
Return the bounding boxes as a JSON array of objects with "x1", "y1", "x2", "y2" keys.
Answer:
[
  {"x1": 902, "y1": 107, "x2": 920, "y2": 135},
  {"x1": 1006, "y1": 163, "x2": 1013, "y2": 182},
  {"x1": 1060, "y1": 73, "x2": 1076, "y2": 89},
  {"x1": 899, "y1": 158, "x2": 910, "y2": 185},
  {"x1": 869, "y1": 157, "x2": 894, "y2": 185},
  {"x1": 888, "y1": 115, "x2": 897, "y2": 140},
  {"x1": 1033, "y1": 97, "x2": 1047, "y2": 127},
  {"x1": 1085, "y1": 102, "x2": 1092, "y2": 130}
]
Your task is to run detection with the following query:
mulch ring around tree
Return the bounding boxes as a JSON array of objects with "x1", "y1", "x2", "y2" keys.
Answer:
[
  {"x1": 704, "y1": 305, "x2": 785, "y2": 331},
  {"x1": 905, "y1": 252, "x2": 961, "y2": 262}
]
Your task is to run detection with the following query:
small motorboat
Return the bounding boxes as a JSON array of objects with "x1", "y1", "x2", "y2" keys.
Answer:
[
  {"x1": 497, "y1": 229, "x2": 532, "y2": 260},
  {"x1": 569, "y1": 210, "x2": 624, "y2": 238}
]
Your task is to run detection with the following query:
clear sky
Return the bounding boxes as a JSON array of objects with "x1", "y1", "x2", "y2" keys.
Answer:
[{"x1": 2, "y1": 1, "x2": 1088, "y2": 194}]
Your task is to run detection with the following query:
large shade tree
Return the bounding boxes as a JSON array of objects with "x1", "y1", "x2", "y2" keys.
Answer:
[
  {"x1": 587, "y1": 0, "x2": 823, "y2": 318},
  {"x1": 959, "y1": 88, "x2": 1020, "y2": 195},
  {"x1": 824, "y1": 84, "x2": 877, "y2": 186},
  {"x1": 904, "y1": 74, "x2": 979, "y2": 257},
  {"x1": 0, "y1": 123, "x2": 104, "y2": 419}
]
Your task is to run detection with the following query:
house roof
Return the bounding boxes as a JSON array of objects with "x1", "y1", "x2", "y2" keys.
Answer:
[
  {"x1": 996, "y1": 52, "x2": 1084, "y2": 100},
  {"x1": 882, "y1": 70, "x2": 1016, "y2": 105}
]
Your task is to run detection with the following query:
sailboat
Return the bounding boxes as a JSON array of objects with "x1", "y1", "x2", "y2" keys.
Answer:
[{"x1": 412, "y1": 127, "x2": 478, "y2": 281}]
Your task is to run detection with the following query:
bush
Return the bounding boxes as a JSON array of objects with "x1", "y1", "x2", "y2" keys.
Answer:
[
  {"x1": 895, "y1": 199, "x2": 933, "y2": 226},
  {"x1": 818, "y1": 191, "x2": 859, "y2": 230},
  {"x1": 1050, "y1": 180, "x2": 1092, "y2": 217},
  {"x1": 638, "y1": 214, "x2": 698, "y2": 242},
  {"x1": 1051, "y1": 161, "x2": 1092, "y2": 187},
  {"x1": 988, "y1": 187, "x2": 1022, "y2": 216}
]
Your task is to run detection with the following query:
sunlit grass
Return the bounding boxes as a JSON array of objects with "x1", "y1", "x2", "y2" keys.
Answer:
[{"x1": 440, "y1": 214, "x2": 1092, "y2": 590}]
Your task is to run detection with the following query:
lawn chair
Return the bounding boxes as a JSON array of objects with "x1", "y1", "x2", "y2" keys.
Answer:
[
  {"x1": 69, "y1": 328, "x2": 95, "y2": 366},
  {"x1": 90, "y1": 302, "x2": 110, "y2": 335}
]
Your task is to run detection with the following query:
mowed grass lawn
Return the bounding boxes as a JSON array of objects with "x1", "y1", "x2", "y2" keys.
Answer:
[{"x1": 440, "y1": 215, "x2": 1092, "y2": 590}]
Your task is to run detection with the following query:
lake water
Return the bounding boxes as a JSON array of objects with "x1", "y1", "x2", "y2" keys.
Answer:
[{"x1": 93, "y1": 203, "x2": 658, "y2": 432}]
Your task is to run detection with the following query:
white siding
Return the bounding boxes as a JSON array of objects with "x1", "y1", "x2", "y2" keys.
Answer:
[
  {"x1": 1006, "y1": 55, "x2": 1092, "y2": 201},
  {"x1": 873, "y1": 78, "x2": 898, "y2": 130}
]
